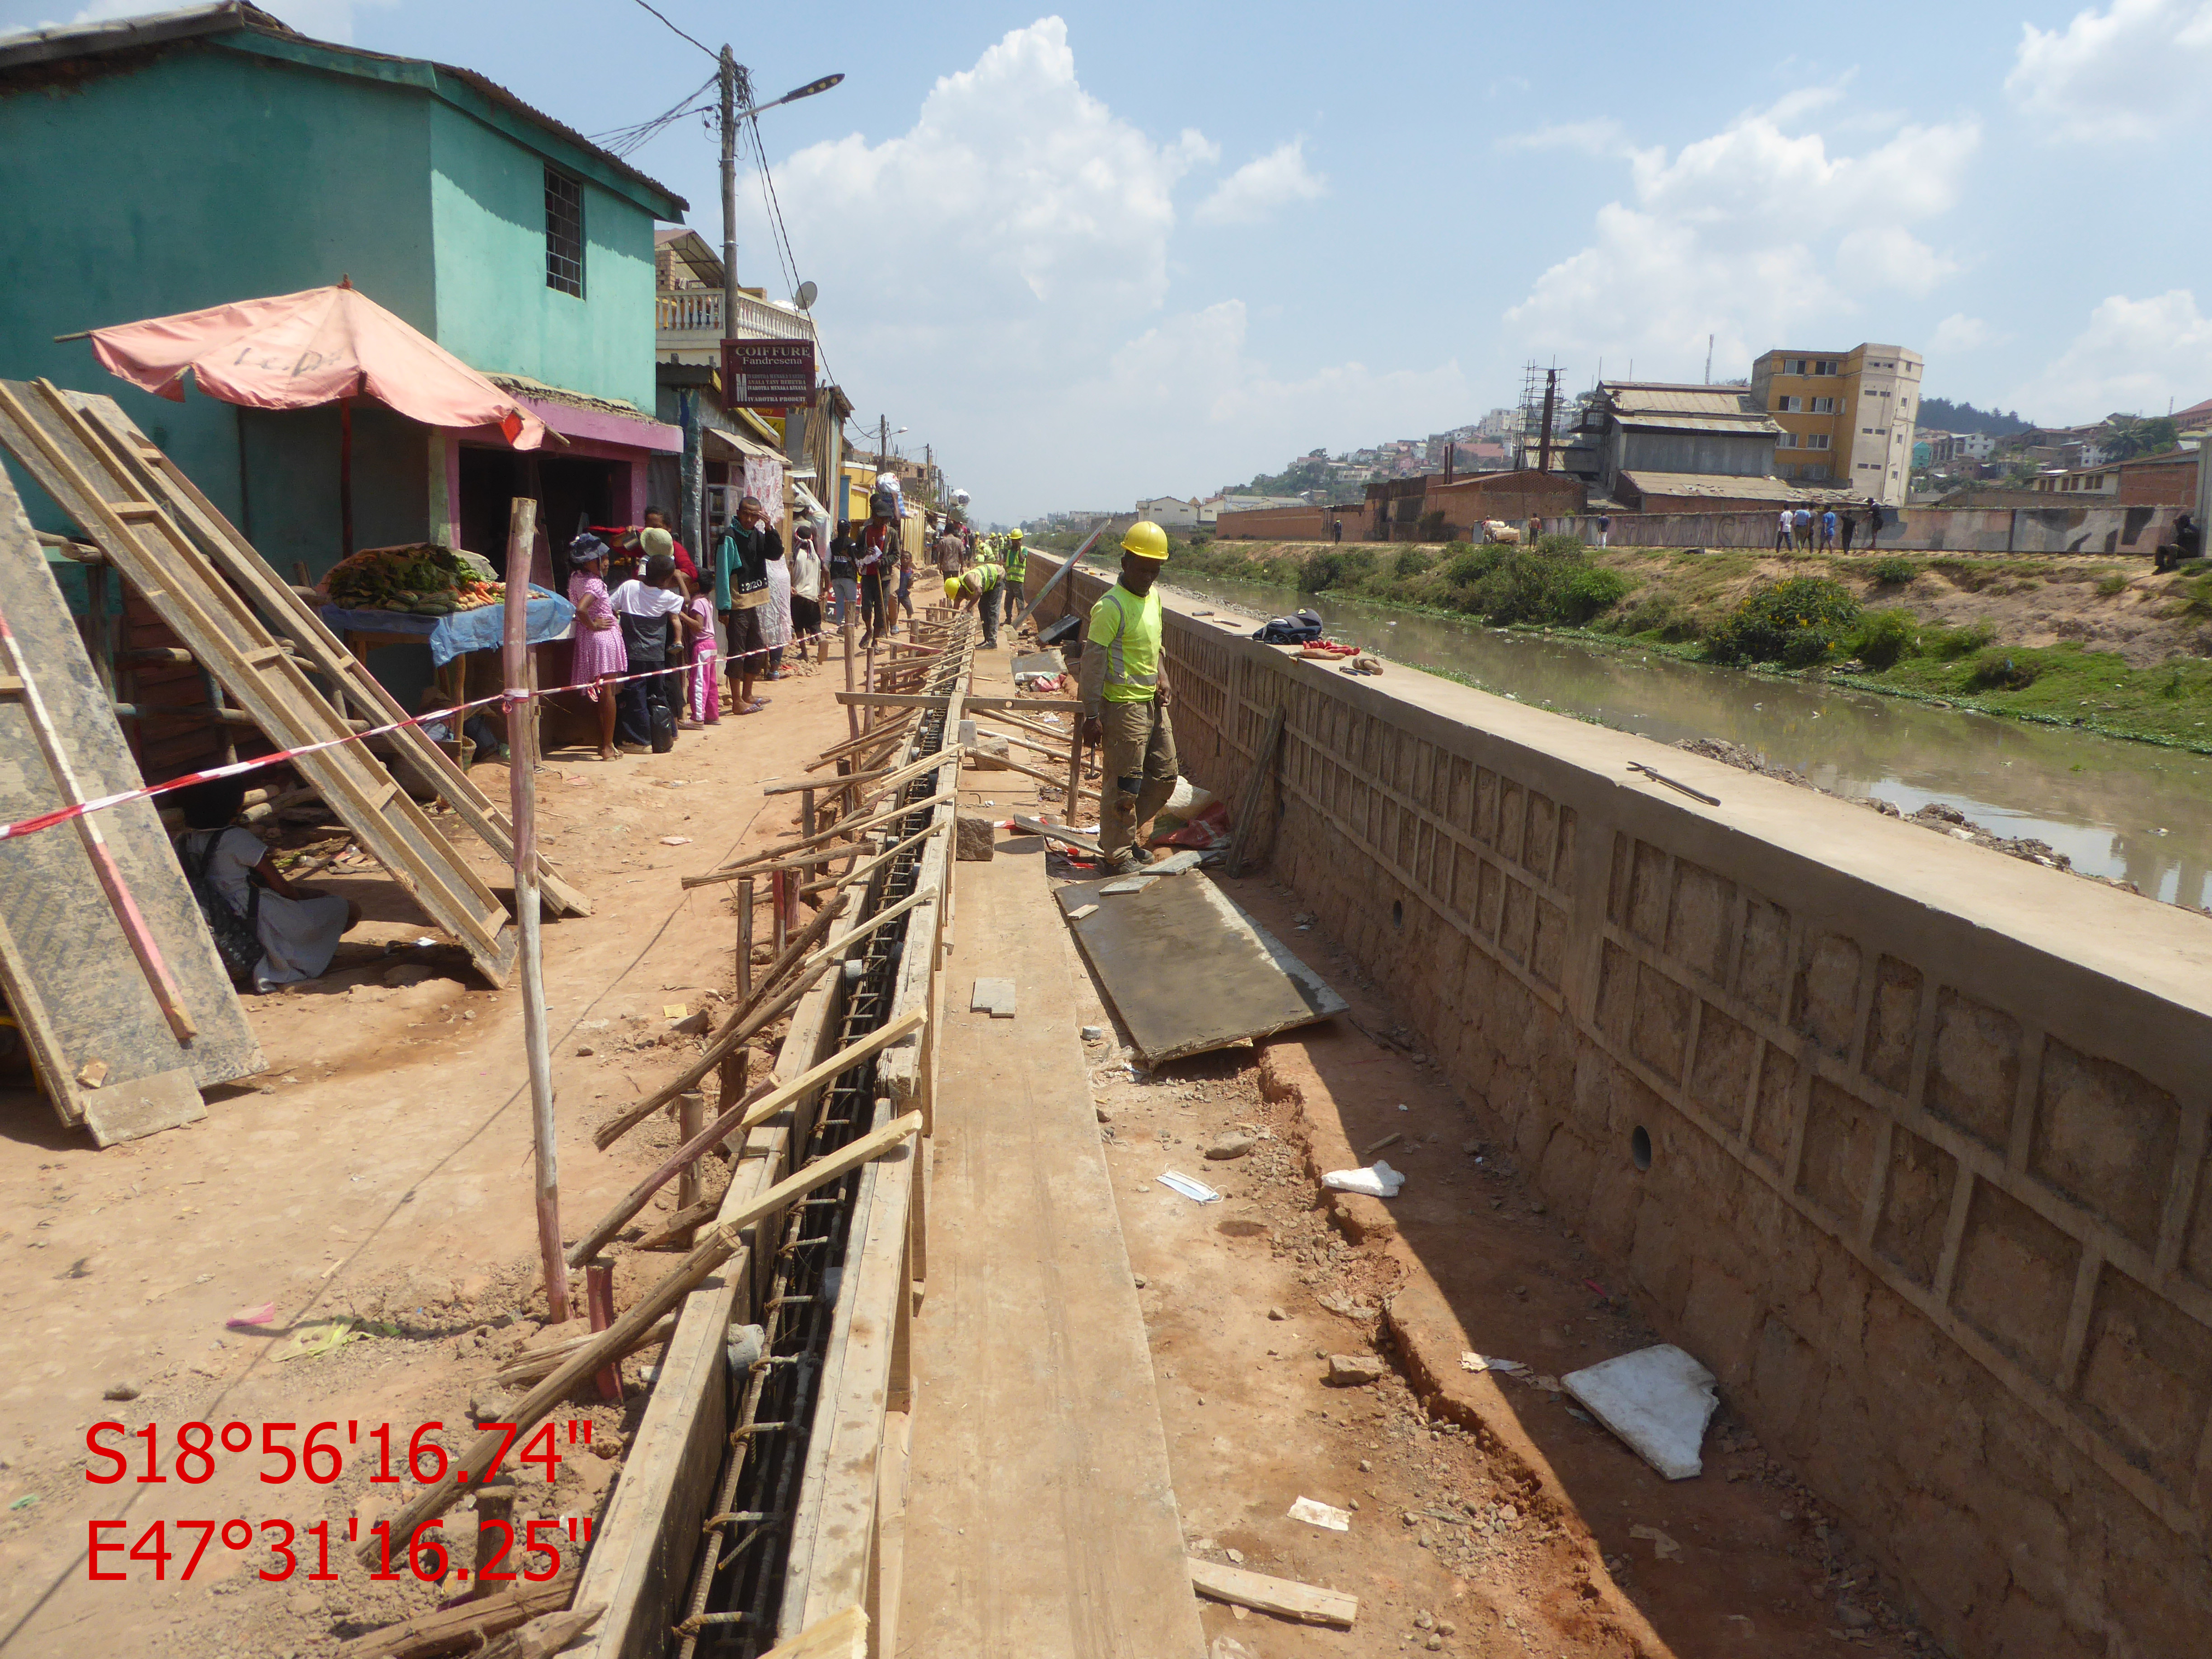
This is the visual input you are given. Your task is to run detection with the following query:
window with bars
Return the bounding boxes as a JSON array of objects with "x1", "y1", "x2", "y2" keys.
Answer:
[{"x1": 545, "y1": 167, "x2": 584, "y2": 297}]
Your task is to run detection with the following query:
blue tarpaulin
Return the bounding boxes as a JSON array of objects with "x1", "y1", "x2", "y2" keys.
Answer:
[{"x1": 319, "y1": 586, "x2": 574, "y2": 667}]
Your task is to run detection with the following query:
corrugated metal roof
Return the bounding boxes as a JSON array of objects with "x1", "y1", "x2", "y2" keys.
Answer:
[
  {"x1": 1620, "y1": 471, "x2": 1848, "y2": 503},
  {"x1": 1603, "y1": 383, "x2": 1756, "y2": 416},
  {"x1": 1612, "y1": 411, "x2": 1781, "y2": 435}
]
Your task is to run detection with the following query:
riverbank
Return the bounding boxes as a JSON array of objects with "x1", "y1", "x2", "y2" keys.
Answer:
[{"x1": 1112, "y1": 536, "x2": 2212, "y2": 751}]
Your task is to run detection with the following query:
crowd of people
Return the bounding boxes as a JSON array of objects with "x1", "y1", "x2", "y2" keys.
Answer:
[{"x1": 559, "y1": 492, "x2": 1013, "y2": 762}]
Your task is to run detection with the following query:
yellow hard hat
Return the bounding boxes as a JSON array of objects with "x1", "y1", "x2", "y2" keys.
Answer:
[
  {"x1": 943, "y1": 575, "x2": 961, "y2": 600},
  {"x1": 1009, "y1": 528, "x2": 1023, "y2": 539},
  {"x1": 1121, "y1": 520, "x2": 1169, "y2": 560}
]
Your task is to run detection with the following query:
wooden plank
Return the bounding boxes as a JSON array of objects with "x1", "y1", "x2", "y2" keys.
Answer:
[
  {"x1": 1008, "y1": 814, "x2": 1101, "y2": 855},
  {"x1": 786, "y1": 1115, "x2": 915, "y2": 1634},
  {"x1": 364, "y1": 1112, "x2": 924, "y2": 1568},
  {"x1": 567, "y1": 965, "x2": 845, "y2": 1659},
  {"x1": 896, "y1": 850, "x2": 1206, "y2": 1656},
  {"x1": 759, "y1": 1607, "x2": 865, "y2": 1659},
  {"x1": 1186, "y1": 1556, "x2": 1357, "y2": 1626},
  {"x1": 563, "y1": 1007, "x2": 927, "y2": 1266},
  {"x1": 0, "y1": 469, "x2": 262, "y2": 1140},
  {"x1": 682, "y1": 789, "x2": 956, "y2": 886},
  {"x1": 837, "y1": 690, "x2": 1082, "y2": 713},
  {"x1": 0, "y1": 381, "x2": 517, "y2": 984},
  {"x1": 64, "y1": 391, "x2": 590, "y2": 918},
  {"x1": 334, "y1": 1563, "x2": 579, "y2": 1658}
]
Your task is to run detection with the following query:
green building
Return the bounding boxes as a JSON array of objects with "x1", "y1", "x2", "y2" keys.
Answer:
[{"x1": 0, "y1": 2, "x2": 688, "y2": 580}]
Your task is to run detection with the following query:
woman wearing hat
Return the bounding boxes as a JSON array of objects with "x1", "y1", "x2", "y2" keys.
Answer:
[{"x1": 566, "y1": 533, "x2": 626, "y2": 761}]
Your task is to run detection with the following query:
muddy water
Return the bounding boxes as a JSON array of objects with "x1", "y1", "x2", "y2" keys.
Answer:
[{"x1": 1141, "y1": 563, "x2": 2212, "y2": 909}]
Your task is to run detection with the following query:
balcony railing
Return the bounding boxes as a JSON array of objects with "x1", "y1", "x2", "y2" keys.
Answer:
[{"x1": 656, "y1": 287, "x2": 816, "y2": 343}]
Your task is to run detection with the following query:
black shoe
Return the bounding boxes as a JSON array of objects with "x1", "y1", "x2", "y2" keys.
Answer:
[{"x1": 1127, "y1": 845, "x2": 1154, "y2": 865}]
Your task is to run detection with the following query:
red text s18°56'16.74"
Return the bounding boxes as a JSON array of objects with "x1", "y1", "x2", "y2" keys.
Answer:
[{"x1": 83, "y1": 1419, "x2": 593, "y2": 1487}]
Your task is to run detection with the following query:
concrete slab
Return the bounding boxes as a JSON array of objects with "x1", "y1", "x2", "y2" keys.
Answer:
[{"x1": 900, "y1": 846, "x2": 1206, "y2": 1659}]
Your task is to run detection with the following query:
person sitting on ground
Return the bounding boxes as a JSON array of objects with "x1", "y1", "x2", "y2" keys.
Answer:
[
  {"x1": 175, "y1": 777, "x2": 361, "y2": 991},
  {"x1": 2155, "y1": 510, "x2": 2200, "y2": 573},
  {"x1": 716, "y1": 495, "x2": 780, "y2": 715},
  {"x1": 416, "y1": 685, "x2": 504, "y2": 764}
]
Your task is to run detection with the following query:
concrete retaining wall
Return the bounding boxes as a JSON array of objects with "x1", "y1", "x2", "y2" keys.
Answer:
[
  {"x1": 1556, "y1": 505, "x2": 2188, "y2": 556},
  {"x1": 1031, "y1": 555, "x2": 2212, "y2": 1657}
]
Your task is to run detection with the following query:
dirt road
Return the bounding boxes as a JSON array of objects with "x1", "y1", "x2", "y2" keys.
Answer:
[{"x1": 0, "y1": 655, "x2": 851, "y2": 1656}]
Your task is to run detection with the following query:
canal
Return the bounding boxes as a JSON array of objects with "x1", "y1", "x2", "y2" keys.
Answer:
[{"x1": 1125, "y1": 561, "x2": 2212, "y2": 910}]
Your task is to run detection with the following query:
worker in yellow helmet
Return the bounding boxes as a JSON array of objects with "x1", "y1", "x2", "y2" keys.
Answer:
[
  {"x1": 942, "y1": 562, "x2": 1003, "y2": 637},
  {"x1": 1002, "y1": 527, "x2": 1027, "y2": 590},
  {"x1": 959, "y1": 538, "x2": 1005, "y2": 647},
  {"x1": 1078, "y1": 521, "x2": 1174, "y2": 875}
]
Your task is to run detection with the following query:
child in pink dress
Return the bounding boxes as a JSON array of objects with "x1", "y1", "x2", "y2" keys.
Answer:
[
  {"x1": 684, "y1": 591, "x2": 720, "y2": 725},
  {"x1": 566, "y1": 535, "x2": 626, "y2": 760}
]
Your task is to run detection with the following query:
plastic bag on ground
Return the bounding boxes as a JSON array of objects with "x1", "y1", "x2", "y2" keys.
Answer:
[{"x1": 1322, "y1": 1159, "x2": 1404, "y2": 1197}]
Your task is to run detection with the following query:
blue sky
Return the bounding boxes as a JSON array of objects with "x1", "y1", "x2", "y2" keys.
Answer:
[{"x1": 11, "y1": 0, "x2": 2212, "y2": 520}]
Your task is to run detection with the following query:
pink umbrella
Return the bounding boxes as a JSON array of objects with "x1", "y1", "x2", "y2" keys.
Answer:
[{"x1": 75, "y1": 281, "x2": 552, "y2": 556}]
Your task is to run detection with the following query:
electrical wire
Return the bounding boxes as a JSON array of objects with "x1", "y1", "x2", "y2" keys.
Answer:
[
  {"x1": 623, "y1": 0, "x2": 717, "y2": 61},
  {"x1": 590, "y1": 70, "x2": 717, "y2": 158}
]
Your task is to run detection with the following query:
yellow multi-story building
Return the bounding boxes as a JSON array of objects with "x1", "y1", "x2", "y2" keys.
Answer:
[{"x1": 1748, "y1": 342, "x2": 1923, "y2": 505}]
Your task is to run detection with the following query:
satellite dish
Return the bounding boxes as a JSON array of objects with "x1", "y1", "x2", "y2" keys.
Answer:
[{"x1": 793, "y1": 281, "x2": 818, "y2": 310}]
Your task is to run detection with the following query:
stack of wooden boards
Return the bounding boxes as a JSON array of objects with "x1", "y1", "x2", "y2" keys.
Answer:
[{"x1": 0, "y1": 377, "x2": 596, "y2": 1143}]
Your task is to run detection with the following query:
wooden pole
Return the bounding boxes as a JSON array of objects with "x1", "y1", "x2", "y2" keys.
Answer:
[
  {"x1": 1065, "y1": 727, "x2": 1084, "y2": 824},
  {"x1": 503, "y1": 496, "x2": 567, "y2": 1324},
  {"x1": 360, "y1": 1112, "x2": 923, "y2": 1567},
  {"x1": 676, "y1": 1091, "x2": 706, "y2": 1214},
  {"x1": 842, "y1": 609, "x2": 859, "y2": 741},
  {"x1": 585, "y1": 1261, "x2": 622, "y2": 1403},
  {"x1": 771, "y1": 868, "x2": 789, "y2": 956},
  {"x1": 736, "y1": 876, "x2": 754, "y2": 999},
  {"x1": 563, "y1": 1007, "x2": 926, "y2": 1267}
]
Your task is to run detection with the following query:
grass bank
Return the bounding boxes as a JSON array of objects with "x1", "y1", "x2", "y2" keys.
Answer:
[{"x1": 1111, "y1": 535, "x2": 2212, "y2": 752}]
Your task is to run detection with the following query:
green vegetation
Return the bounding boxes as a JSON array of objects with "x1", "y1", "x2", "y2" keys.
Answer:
[
  {"x1": 1705, "y1": 578, "x2": 1862, "y2": 668},
  {"x1": 1149, "y1": 534, "x2": 2212, "y2": 750},
  {"x1": 1851, "y1": 607, "x2": 1920, "y2": 670}
]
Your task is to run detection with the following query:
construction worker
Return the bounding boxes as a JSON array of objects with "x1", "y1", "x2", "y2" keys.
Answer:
[
  {"x1": 1078, "y1": 521, "x2": 1174, "y2": 876},
  {"x1": 942, "y1": 562, "x2": 1003, "y2": 647},
  {"x1": 1002, "y1": 527, "x2": 1027, "y2": 593},
  {"x1": 972, "y1": 531, "x2": 1006, "y2": 648}
]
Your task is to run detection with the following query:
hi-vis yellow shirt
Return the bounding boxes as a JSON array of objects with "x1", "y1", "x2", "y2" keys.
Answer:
[{"x1": 1087, "y1": 583, "x2": 1161, "y2": 704}]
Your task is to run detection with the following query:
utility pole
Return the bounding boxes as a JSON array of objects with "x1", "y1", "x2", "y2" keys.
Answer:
[
  {"x1": 1705, "y1": 333, "x2": 1714, "y2": 385},
  {"x1": 880, "y1": 414, "x2": 889, "y2": 472},
  {"x1": 720, "y1": 47, "x2": 741, "y2": 357}
]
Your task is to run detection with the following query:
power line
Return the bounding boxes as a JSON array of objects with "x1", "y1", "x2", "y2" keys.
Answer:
[
  {"x1": 623, "y1": 0, "x2": 717, "y2": 61},
  {"x1": 588, "y1": 71, "x2": 717, "y2": 158}
]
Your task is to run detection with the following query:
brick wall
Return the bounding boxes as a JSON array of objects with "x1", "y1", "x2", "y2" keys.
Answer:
[
  {"x1": 1031, "y1": 554, "x2": 2212, "y2": 1658},
  {"x1": 1553, "y1": 504, "x2": 2189, "y2": 555}
]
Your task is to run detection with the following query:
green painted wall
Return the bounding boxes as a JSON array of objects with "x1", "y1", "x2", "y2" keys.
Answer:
[
  {"x1": 0, "y1": 44, "x2": 436, "y2": 568},
  {"x1": 428, "y1": 101, "x2": 661, "y2": 415},
  {"x1": 0, "y1": 35, "x2": 667, "y2": 577}
]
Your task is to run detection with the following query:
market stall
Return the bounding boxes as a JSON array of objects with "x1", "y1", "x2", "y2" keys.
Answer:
[{"x1": 318, "y1": 543, "x2": 574, "y2": 766}]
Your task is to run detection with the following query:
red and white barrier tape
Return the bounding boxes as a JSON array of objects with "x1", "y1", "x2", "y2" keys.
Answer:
[{"x1": 0, "y1": 621, "x2": 882, "y2": 844}]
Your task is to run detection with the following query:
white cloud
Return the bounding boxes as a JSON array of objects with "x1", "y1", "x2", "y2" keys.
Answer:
[
  {"x1": 67, "y1": 0, "x2": 395, "y2": 41},
  {"x1": 759, "y1": 18, "x2": 1211, "y2": 339},
  {"x1": 1504, "y1": 94, "x2": 1979, "y2": 379},
  {"x1": 745, "y1": 19, "x2": 1450, "y2": 518},
  {"x1": 1194, "y1": 140, "x2": 1327, "y2": 226},
  {"x1": 1930, "y1": 312, "x2": 1993, "y2": 353},
  {"x1": 1498, "y1": 119, "x2": 1630, "y2": 158},
  {"x1": 2006, "y1": 0, "x2": 2212, "y2": 141},
  {"x1": 2013, "y1": 290, "x2": 2212, "y2": 421}
]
